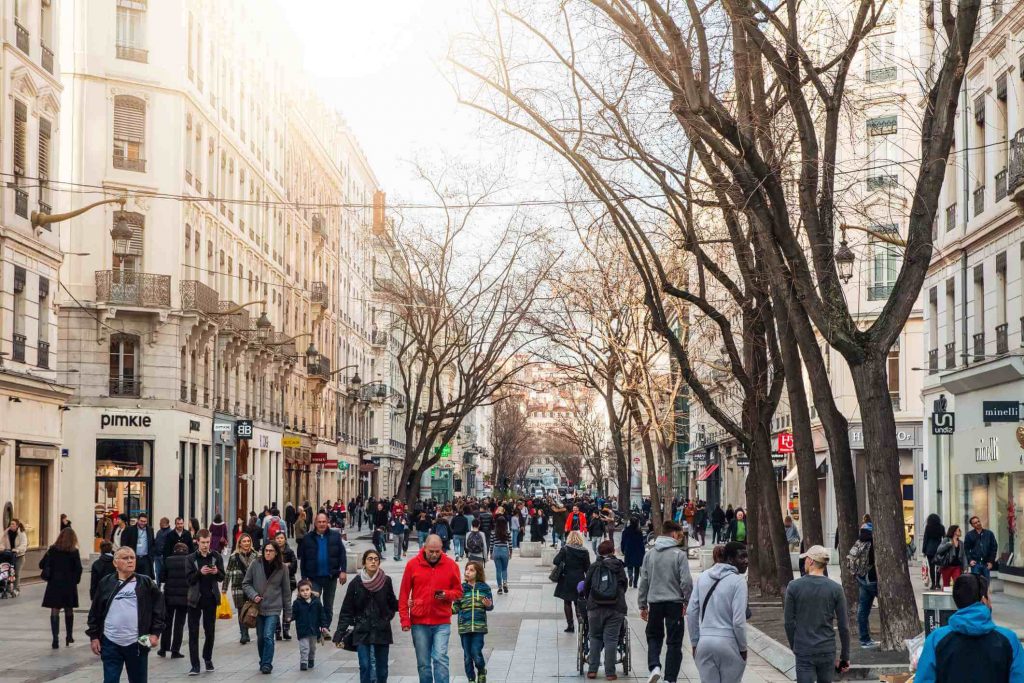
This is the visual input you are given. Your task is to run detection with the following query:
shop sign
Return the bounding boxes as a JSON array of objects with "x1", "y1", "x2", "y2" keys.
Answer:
[
  {"x1": 282, "y1": 435, "x2": 302, "y2": 448},
  {"x1": 931, "y1": 412, "x2": 955, "y2": 435},
  {"x1": 258, "y1": 435, "x2": 270, "y2": 448},
  {"x1": 213, "y1": 423, "x2": 232, "y2": 433},
  {"x1": 323, "y1": 459, "x2": 339, "y2": 469},
  {"x1": 311, "y1": 452, "x2": 328, "y2": 464},
  {"x1": 234, "y1": 420, "x2": 253, "y2": 440},
  {"x1": 849, "y1": 426, "x2": 920, "y2": 448},
  {"x1": 189, "y1": 420, "x2": 201, "y2": 432},
  {"x1": 982, "y1": 401, "x2": 1020, "y2": 423},
  {"x1": 974, "y1": 437, "x2": 999, "y2": 463},
  {"x1": 101, "y1": 413, "x2": 152, "y2": 429},
  {"x1": 777, "y1": 433, "x2": 795, "y2": 454},
  {"x1": 338, "y1": 461, "x2": 350, "y2": 471}
]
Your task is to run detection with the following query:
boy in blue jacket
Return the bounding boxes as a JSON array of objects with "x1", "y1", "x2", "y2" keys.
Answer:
[
  {"x1": 915, "y1": 574, "x2": 1023, "y2": 683},
  {"x1": 292, "y1": 579, "x2": 330, "y2": 671}
]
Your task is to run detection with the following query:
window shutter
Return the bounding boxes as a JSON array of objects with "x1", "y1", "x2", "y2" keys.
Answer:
[
  {"x1": 113, "y1": 96, "x2": 146, "y2": 142},
  {"x1": 38, "y1": 118, "x2": 51, "y2": 180},
  {"x1": 115, "y1": 211, "x2": 145, "y2": 255},
  {"x1": 14, "y1": 100, "x2": 27, "y2": 176},
  {"x1": 39, "y1": 277, "x2": 50, "y2": 300}
]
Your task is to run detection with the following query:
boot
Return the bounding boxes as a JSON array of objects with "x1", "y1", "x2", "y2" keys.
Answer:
[
  {"x1": 282, "y1": 621, "x2": 292, "y2": 640},
  {"x1": 50, "y1": 615, "x2": 60, "y2": 649},
  {"x1": 65, "y1": 610, "x2": 75, "y2": 645}
]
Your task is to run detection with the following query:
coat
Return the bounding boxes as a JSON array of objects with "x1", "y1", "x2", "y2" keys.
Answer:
[
  {"x1": 452, "y1": 580, "x2": 494, "y2": 634},
  {"x1": 298, "y1": 529, "x2": 347, "y2": 579},
  {"x1": 583, "y1": 555, "x2": 628, "y2": 613},
  {"x1": 564, "y1": 512, "x2": 588, "y2": 534},
  {"x1": 337, "y1": 574, "x2": 400, "y2": 645},
  {"x1": 0, "y1": 529, "x2": 27, "y2": 556},
  {"x1": 162, "y1": 552, "x2": 192, "y2": 608},
  {"x1": 86, "y1": 572, "x2": 166, "y2": 642},
  {"x1": 398, "y1": 551, "x2": 463, "y2": 629},
  {"x1": 224, "y1": 549, "x2": 258, "y2": 608},
  {"x1": 242, "y1": 560, "x2": 293, "y2": 620},
  {"x1": 620, "y1": 527, "x2": 646, "y2": 568},
  {"x1": 40, "y1": 547, "x2": 82, "y2": 608},
  {"x1": 186, "y1": 551, "x2": 225, "y2": 608},
  {"x1": 89, "y1": 553, "x2": 117, "y2": 601},
  {"x1": 934, "y1": 538, "x2": 968, "y2": 571},
  {"x1": 119, "y1": 524, "x2": 156, "y2": 559},
  {"x1": 529, "y1": 515, "x2": 548, "y2": 542},
  {"x1": 161, "y1": 530, "x2": 193, "y2": 559},
  {"x1": 292, "y1": 595, "x2": 330, "y2": 639},
  {"x1": 553, "y1": 544, "x2": 591, "y2": 601},
  {"x1": 209, "y1": 522, "x2": 229, "y2": 553}
]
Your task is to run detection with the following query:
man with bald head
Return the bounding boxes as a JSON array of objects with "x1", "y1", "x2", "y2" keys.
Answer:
[{"x1": 399, "y1": 534, "x2": 463, "y2": 683}]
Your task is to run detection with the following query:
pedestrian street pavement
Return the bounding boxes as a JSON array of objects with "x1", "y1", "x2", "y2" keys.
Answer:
[{"x1": 0, "y1": 536, "x2": 789, "y2": 683}]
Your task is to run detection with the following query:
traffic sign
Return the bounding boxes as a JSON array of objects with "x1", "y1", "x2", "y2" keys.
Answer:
[{"x1": 931, "y1": 412, "x2": 955, "y2": 435}]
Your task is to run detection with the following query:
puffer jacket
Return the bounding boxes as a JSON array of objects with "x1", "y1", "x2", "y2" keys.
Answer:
[
  {"x1": 452, "y1": 581, "x2": 494, "y2": 634},
  {"x1": 162, "y1": 552, "x2": 192, "y2": 608},
  {"x1": 915, "y1": 602, "x2": 1024, "y2": 683}
]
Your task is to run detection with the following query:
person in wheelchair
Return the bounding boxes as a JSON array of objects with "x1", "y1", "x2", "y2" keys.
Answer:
[{"x1": 581, "y1": 540, "x2": 628, "y2": 680}]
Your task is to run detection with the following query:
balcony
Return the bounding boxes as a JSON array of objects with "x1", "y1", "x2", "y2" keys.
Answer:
[
  {"x1": 217, "y1": 301, "x2": 251, "y2": 334},
  {"x1": 38, "y1": 200, "x2": 51, "y2": 218},
  {"x1": 312, "y1": 213, "x2": 325, "y2": 241},
  {"x1": 866, "y1": 66, "x2": 896, "y2": 83},
  {"x1": 945, "y1": 342, "x2": 956, "y2": 370},
  {"x1": 109, "y1": 377, "x2": 141, "y2": 397},
  {"x1": 12, "y1": 333, "x2": 25, "y2": 363},
  {"x1": 116, "y1": 44, "x2": 148, "y2": 63},
  {"x1": 41, "y1": 44, "x2": 53, "y2": 74},
  {"x1": 180, "y1": 280, "x2": 219, "y2": 315},
  {"x1": 371, "y1": 330, "x2": 389, "y2": 348},
  {"x1": 14, "y1": 187, "x2": 28, "y2": 218},
  {"x1": 867, "y1": 283, "x2": 894, "y2": 301},
  {"x1": 15, "y1": 21, "x2": 28, "y2": 54},
  {"x1": 928, "y1": 348, "x2": 938, "y2": 375},
  {"x1": 945, "y1": 203, "x2": 956, "y2": 232},
  {"x1": 191, "y1": 386, "x2": 198, "y2": 404},
  {"x1": 996, "y1": 322, "x2": 1009, "y2": 355},
  {"x1": 180, "y1": 381, "x2": 188, "y2": 401},
  {"x1": 996, "y1": 168, "x2": 1008, "y2": 201},
  {"x1": 113, "y1": 154, "x2": 146, "y2": 172},
  {"x1": 203, "y1": 388, "x2": 210, "y2": 408},
  {"x1": 37, "y1": 340, "x2": 49, "y2": 368},
  {"x1": 866, "y1": 174, "x2": 897, "y2": 191},
  {"x1": 95, "y1": 270, "x2": 171, "y2": 308},
  {"x1": 1009, "y1": 129, "x2": 1024, "y2": 199},
  {"x1": 310, "y1": 281, "x2": 328, "y2": 308},
  {"x1": 307, "y1": 354, "x2": 331, "y2": 383},
  {"x1": 973, "y1": 185, "x2": 985, "y2": 217},
  {"x1": 973, "y1": 332, "x2": 985, "y2": 362},
  {"x1": 185, "y1": 170, "x2": 192, "y2": 186}
]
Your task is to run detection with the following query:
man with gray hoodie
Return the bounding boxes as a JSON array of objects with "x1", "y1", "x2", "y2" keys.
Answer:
[
  {"x1": 686, "y1": 541, "x2": 749, "y2": 683},
  {"x1": 638, "y1": 520, "x2": 693, "y2": 683}
]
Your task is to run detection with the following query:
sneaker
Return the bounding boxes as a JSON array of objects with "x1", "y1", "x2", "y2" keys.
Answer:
[
  {"x1": 188, "y1": 667, "x2": 200, "y2": 676},
  {"x1": 860, "y1": 640, "x2": 880, "y2": 649},
  {"x1": 205, "y1": 660, "x2": 215, "y2": 672},
  {"x1": 478, "y1": 669, "x2": 486, "y2": 683},
  {"x1": 171, "y1": 652, "x2": 185, "y2": 659},
  {"x1": 300, "y1": 663, "x2": 308, "y2": 671},
  {"x1": 648, "y1": 667, "x2": 662, "y2": 683},
  {"x1": 260, "y1": 665, "x2": 272, "y2": 674},
  {"x1": 157, "y1": 650, "x2": 166, "y2": 658},
  {"x1": 308, "y1": 658, "x2": 315, "y2": 669}
]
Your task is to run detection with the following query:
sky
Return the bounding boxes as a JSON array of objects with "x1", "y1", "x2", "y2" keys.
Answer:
[{"x1": 279, "y1": 1, "x2": 500, "y2": 194}]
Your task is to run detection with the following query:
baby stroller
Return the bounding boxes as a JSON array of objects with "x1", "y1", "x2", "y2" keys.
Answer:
[
  {"x1": 0, "y1": 550, "x2": 16, "y2": 598},
  {"x1": 574, "y1": 595, "x2": 631, "y2": 675}
]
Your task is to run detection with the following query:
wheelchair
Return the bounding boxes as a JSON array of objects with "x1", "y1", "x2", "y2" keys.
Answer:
[{"x1": 575, "y1": 600, "x2": 631, "y2": 676}]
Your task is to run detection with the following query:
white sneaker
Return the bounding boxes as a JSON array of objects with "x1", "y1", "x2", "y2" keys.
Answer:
[{"x1": 647, "y1": 667, "x2": 662, "y2": 683}]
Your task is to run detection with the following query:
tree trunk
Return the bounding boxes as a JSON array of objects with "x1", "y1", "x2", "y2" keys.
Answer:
[
  {"x1": 773, "y1": 299, "x2": 824, "y2": 549},
  {"x1": 603, "y1": 377, "x2": 630, "y2": 511},
  {"x1": 849, "y1": 357, "x2": 920, "y2": 649},
  {"x1": 750, "y1": 428, "x2": 793, "y2": 593},
  {"x1": 743, "y1": 468, "x2": 765, "y2": 594},
  {"x1": 628, "y1": 400, "x2": 665, "y2": 529}
]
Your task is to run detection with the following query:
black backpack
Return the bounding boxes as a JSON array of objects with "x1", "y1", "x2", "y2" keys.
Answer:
[
  {"x1": 589, "y1": 559, "x2": 619, "y2": 604},
  {"x1": 466, "y1": 532, "x2": 485, "y2": 557}
]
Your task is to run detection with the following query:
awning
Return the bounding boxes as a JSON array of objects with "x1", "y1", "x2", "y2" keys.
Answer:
[
  {"x1": 697, "y1": 463, "x2": 720, "y2": 481},
  {"x1": 784, "y1": 455, "x2": 827, "y2": 482},
  {"x1": 358, "y1": 463, "x2": 378, "y2": 472}
]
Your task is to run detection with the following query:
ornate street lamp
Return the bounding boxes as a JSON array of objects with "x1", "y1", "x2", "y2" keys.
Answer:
[
  {"x1": 255, "y1": 311, "x2": 273, "y2": 341},
  {"x1": 834, "y1": 239, "x2": 855, "y2": 284}
]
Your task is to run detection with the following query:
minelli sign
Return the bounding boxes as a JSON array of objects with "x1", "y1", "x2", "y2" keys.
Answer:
[
  {"x1": 100, "y1": 413, "x2": 152, "y2": 429},
  {"x1": 982, "y1": 401, "x2": 1019, "y2": 423}
]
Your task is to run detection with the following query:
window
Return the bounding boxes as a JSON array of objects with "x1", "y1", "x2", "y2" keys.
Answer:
[
  {"x1": 13, "y1": 267, "x2": 26, "y2": 362},
  {"x1": 116, "y1": 0, "x2": 148, "y2": 63},
  {"x1": 113, "y1": 96, "x2": 146, "y2": 172},
  {"x1": 109, "y1": 333, "x2": 140, "y2": 396},
  {"x1": 112, "y1": 210, "x2": 145, "y2": 271},
  {"x1": 13, "y1": 100, "x2": 27, "y2": 179},
  {"x1": 865, "y1": 32, "x2": 895, "y2": 82},
  {"x1": 14, "y1": 0, "x2": 28, "y2": 54},
  {"x1": 867, "y1": 116, "x2": 898, "y2": 190},
  {"x1": 869, "y1": 230, "x2": 901, "y2": 300},
  {"x1": 887, "y1": 341, "x2": 900, "y2": 408},
  {"x1": 38, "y1": 277, "x2": 50, "y2": 368},
  {"x1": 38, "y1": 118, "x2": 51, "y2": 216}
]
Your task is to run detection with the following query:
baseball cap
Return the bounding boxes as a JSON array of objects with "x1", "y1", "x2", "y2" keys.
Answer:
[{"x1": 799, "y1": 545, "x2": 830, "y2": 564}]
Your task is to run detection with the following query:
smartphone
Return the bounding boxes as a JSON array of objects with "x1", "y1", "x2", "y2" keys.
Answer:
[{"x1": 434, "y1": 590, "x2": 445, "y2": 600}]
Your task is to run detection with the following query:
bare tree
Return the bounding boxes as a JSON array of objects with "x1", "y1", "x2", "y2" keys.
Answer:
[
  {"x1": 490, "y1": 390, "x2": 533, "y2": 490},
  {"x1": 549, "y1": 401, "x2": 612, "y2": 495}
]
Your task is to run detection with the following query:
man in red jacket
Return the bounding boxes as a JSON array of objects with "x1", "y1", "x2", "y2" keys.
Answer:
[
  {"x1": 399, "y1": 535, "x2": 463, "y2": 683},
  {"x1": 565, "y1": 505, "x2": 589, "y2": 535}
]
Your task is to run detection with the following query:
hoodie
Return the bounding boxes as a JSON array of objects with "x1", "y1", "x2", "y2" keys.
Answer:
[
  {"x1": 686, "y1": 562, "x2": 747, "y2": 652},
  {"x1": 915, "y1": 602, "x2": 1024, "y2": 683},
  {"x1": 637, "y1": 536, "x2": 693, "y2": 610}
]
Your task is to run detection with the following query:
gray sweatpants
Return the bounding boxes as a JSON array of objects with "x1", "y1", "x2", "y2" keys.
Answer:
[
  {"x1": 298, "y1": 636, "x2": 317, "y2": 665},
  {"x1": 795, "y1": 653, "x2": 835, "y2": 683},
  {"x1": 694, "y1": 635, "x2": 746, "y2": 683},
  {"x1": 587, "y1": 608, "x2": 625, "y2": 675}
]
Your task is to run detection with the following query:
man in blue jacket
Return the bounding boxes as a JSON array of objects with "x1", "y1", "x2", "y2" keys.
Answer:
[
  {"x1": 915, "y1": 574, "x2": 1023, "y2": 683},
  {"x1": 298, "y1": 512, "x2": 347, "y2": 628},
  {"x1": 964, "y1": 515, "x2": 997, "y2": 580}
]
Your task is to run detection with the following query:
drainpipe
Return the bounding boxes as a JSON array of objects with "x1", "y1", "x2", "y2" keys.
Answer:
[{"x1": 961, "y1": 86, "x2": 970, "y2": 367}]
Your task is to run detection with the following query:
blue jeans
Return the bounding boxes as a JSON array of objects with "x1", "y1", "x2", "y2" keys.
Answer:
[
  {"x1": 970, "y1": 562, "x2": 991, "y2": 580},
  {"x1": 552, "y1": 531, "x2": 564, "y2": 548},
  {"x1": 101, "y1": 636, "x2": 148, "y2": 683},
  {"x1": 511, "y1": 529, "x2": 520, "y2": 549},
  {"x1": 857, "y1": 577, "x2": 877, "y2": 644},
  {"x1": 418, "y1": 531, "x2": 429, "y2": 548},
  {"x1": 255, "y1": 614, "x2": 280, "y2": 670},
  {"x1": 453, "y1": 535, "x2": 465, "y2": 558},
  {"x1": 357, "y1": 643, "x2": 390, "y2": 683},
  {"x1": 154, "y1": 555, "x2": 165, "y2": 585},
  {"x1": 492, "y1": 545, "x2": 510, "y2": 587},
  {"x1": 460, "y1": 632, "x2": 486, "y2": 680},
  {"x1": 310, "y1": 576, "x2": 338, "y2": 628},
  {"x1": 411, "y1": 623, "x2": 450, "y2": 683}
]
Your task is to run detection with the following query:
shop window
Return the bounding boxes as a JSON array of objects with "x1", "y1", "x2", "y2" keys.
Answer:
[{"x1": 95, "y1": 439, "x2": 152, "y2": 550}]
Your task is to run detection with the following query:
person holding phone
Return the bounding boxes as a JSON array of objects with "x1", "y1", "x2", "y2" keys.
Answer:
[
  {"x1": 185, "y1": 530, "x2": 224, "y2": 676},
  {"x1": 398, "y1": 535, "x2": 463, "y2": 683}
]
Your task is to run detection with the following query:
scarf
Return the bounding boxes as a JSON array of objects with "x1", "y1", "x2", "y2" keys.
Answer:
[{"x1": 360, "y1": 567, "x2": 387, "y2": 592}]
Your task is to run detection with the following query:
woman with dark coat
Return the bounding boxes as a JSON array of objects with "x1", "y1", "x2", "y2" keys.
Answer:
[
  {"x1": 922, "y1": 513, "x2": 946, "y2": 590},
  {"x1": 620, "y1": 517, "x2": 646, "y2": 588},
  {"x1": 159, "y1": 542, "x2": 191, "y2": 657},
  {"x1": 209, "y1": 514, "x2": 229, "y2": 555},
  {"x1": 530, "y1": 509, "x2": 549, "y2": 543},
  {"x1": 553, "y1": 530, "x2": 591, "y2": 633},
  {"x1": 333, "y1": 549, "x2": 399, "y2": 683},
  {"x1": 40, "y1": 527, "x2": 83, "y2": 649}
]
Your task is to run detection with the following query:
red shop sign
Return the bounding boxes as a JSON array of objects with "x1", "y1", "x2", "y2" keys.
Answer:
[
  {"x1": 311, "y1": 452, "x2": 328, "y2": 464},
  {"x1": 776, "y1": 433, "x2": 794, "y2": 454}
]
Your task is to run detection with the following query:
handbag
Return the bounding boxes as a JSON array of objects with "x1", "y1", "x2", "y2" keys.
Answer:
[
  {"x1": 341, "y1": 628, "x2": 357, "y2": 652},
  {"x1": 216, "y1": 592, "x2": 233, "y2": 620},
  {"x1": 240, "y1": 598, "x2": 260, "y2": 629},
  {"x1": 548, "y1": 560, "x2": 564, "y2": 583}
]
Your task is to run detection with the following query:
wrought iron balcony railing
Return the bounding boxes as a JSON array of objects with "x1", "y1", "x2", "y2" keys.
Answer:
[
  {"x1": 974, "y1": 185, "x2": 985, "y2": 216},
  {"x1": 308, "y1": 354, "x2": 331, "y2": 381},
  {"x1": 945, "y1": 203, "x2": 956, "y2": 232},
  {"x1": 867, "y1": 283, "x2": 894, "y2": 301},
  {"x1": 996, "y1": 322, "x2": 1009, "y2": 355},
  {"x1": 217, "y1": 301, "x2": 251, "y2": 334},
  {"x1": 110, "y1": 377, "x2": 141, "y2": 397},
  {"x1": 371, "y1": 330, "x2": 389, "y2": 347},
  {"x1": 945, "y1": 342, "x2": 956, "y2": 369},
  {"x1": 310, "y1": 282, "x2": 328, "y2": 306},
  {"x1": 15, "y1": 22, "x2": 28, "y2": 54},
  {"x1": 116, "y1": 44, "x2": 148, "y2": 63},
  {"x1": 12, "y1": 333, "x2": 25, "y2": 363},
  {"x1": 113, "y1": 154, "x2": 146, "y2": 172},
  {"x1": 180, "y1": 280, "x2": 219, "y2": 315},
  {"x1": 96, "y1": 270, "x2": 171, "y2": 307},
  {"x1": 866, "y1": 66, "x2": 896, "y2": 82},
  {"x1": 14, "y1": 187, "x2": 28, "y2": 218},
  {"x1": 928, "y1": 348, "x2": 938, "y2": 375},
  {"x1": 1008, "y1": 129, "x2": 1024, "y2": 190},
  {"x1": 995, "y1": 168, "x2": 1008, "y2": 201},
  {"x1": 973, "y1": 332, "x2": 985, "y2": 362},
  {"x1": 41, "y1": 44, "x2": 53, "y2": 74},
  {"x1": 37, "y1": 340, "x2": 49, "y2": 368}
]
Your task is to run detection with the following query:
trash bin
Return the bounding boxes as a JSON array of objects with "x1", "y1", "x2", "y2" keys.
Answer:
[{"x1": 922, "y1": 590, "x2": 957, "y2": 635}]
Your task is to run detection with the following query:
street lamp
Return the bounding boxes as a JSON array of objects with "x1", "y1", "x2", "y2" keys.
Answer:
[
  {"x1": 255, "y1": 311, "x2": 273, "y2": 341},
  {"x1": 32, "y1": 196, "x2": 128, "y2": 231},
  {"x1": 834, "y1": 238, "x2": 855, "y2": 284}
]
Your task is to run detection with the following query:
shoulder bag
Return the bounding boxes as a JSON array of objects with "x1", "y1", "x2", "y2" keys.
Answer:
[{"x1": 549, "y1": 559, "x2": 564, "y2": 583}]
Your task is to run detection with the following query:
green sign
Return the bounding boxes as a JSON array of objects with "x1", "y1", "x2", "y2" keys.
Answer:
[
  {"x1": 434, "y1": 443, "x2": 452, "y2": 459},
  {"x1": 338, "y1": 461, "x2": 349, "y2": 471}
]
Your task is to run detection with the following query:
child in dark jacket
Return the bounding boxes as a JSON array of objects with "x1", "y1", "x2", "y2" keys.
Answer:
[
  {"x1": 372, "y1": 527, "x2": 386, "y2": 556},
  {"x1": 292, "y1": 580, "x2": 330, "y2": 671},
  {"x1": 451, "y1": 561, "x2": 494, "y2": 683}
]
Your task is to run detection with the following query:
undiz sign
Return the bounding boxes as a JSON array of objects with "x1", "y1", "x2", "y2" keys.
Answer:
[{"x1": 101, "y1": 413, "x2": 152, "y2": 430}]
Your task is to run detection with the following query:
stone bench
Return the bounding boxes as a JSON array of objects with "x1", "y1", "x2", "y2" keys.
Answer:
[
  {"x1": 519, "y1": 541, "x2": 543, "y2": 558},
  {"x1": 540, "y1": 546, "x2": 558, "y2": 566}
]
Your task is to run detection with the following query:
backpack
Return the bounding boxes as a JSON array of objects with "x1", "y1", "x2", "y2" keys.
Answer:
[
  {"x1": 466, "y1": 532, "x2": 485, "y2": 557},
  {"x1": 267, "y1": 517, "x2": 283, "y2": 539},
  {"x1": 435, "y1": 523, "x2": 450, "y2": 541},
  {"x1": 589, "y1": 560, "x2": 619, "y2": 604},
  {"x1": 846, "y1": 540, "x2": 873, "y2": 577}
]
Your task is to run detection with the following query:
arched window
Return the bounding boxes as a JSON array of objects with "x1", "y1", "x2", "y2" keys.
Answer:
[{"x1": 109, "y1": 333, "x2": 140, "y2": 396}]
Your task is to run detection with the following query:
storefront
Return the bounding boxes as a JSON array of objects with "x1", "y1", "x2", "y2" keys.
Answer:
[
  {"x1": 283, "y1": 433, "x2": 311, "y2": 506},
  {"x1": 246, "y1": 426, "x2": 283, "y2": 513},
  {"x1": 848, "y1": 422, "x2": 921, "y2": 547},
  {"x1": 212, "y1": 414, "x2": 236, "y2": 523},
  {"x1": 14, "y1": 443, "x2": 60, "y2": 549}
]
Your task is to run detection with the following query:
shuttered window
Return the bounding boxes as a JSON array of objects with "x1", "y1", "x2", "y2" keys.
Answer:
[
  {"x1": 38, "y1": 118, "x2": 51, "y2": 181},
  {"x1": 13, "y1": 100, "x2": 27, "y2": 177},
  {"x1": 115, "y1": 211, "x2": 145, "y2": 255},
  {"x1": 113, "y1": 96, "x2": 145, "y2": 170}
]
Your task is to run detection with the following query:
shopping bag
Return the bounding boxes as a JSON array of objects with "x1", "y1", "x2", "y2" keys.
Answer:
[{"x1": 216, "y1": 593, "x2": 233, "y2": 620}]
